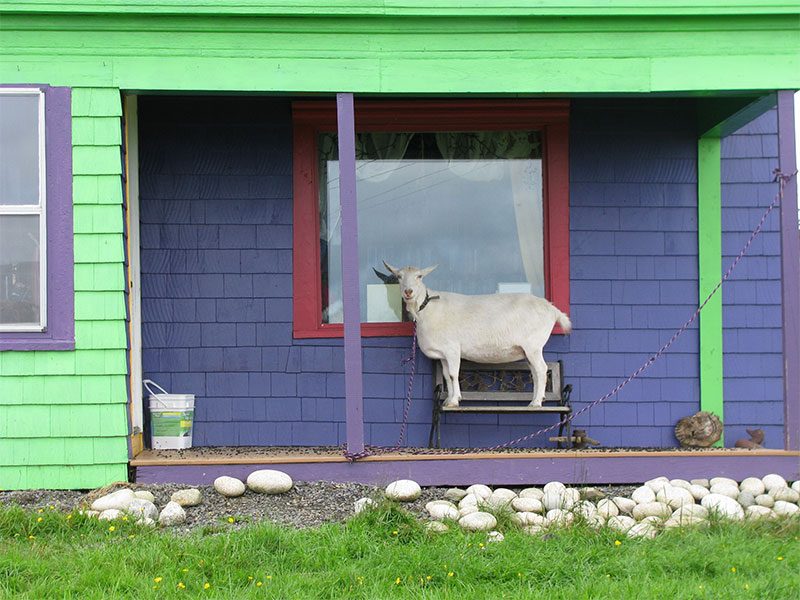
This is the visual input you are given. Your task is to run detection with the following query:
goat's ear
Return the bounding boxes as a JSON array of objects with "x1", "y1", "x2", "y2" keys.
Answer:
[
  {"x1": 383, "y1": 261, "x2": 400, "y2": 276},
  {"x1": 420, "y1": 264, "x2": 438, "y2": 278}
]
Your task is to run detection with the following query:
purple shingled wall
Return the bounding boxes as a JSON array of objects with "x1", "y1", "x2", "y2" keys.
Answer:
[
  {"x1": 720, "y1": 109, "x2": 784, "y2": 447},
  {"x1": 138, "y1": 97, "x2": 784, "y2": 449}
]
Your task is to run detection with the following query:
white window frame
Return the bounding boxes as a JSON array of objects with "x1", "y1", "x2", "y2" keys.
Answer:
[{"x1": 0, "y1": 87, "x2": 47, "y2": 332}]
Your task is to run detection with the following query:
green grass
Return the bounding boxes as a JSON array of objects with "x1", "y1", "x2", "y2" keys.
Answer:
[{"x1": 0, "y1": 503, "x2": 798, "y2": 599}]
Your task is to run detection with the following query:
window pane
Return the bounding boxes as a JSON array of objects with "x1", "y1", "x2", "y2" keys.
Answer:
[
  {"x1": 320, "y1": 131, "x2": 543, "y2": 324},
  {"x1": 0, "y1": 93, "x2": 41, "y2": 205},
  {"x1": 0, "y1": 215, "x2": 41, "y2": 326}
]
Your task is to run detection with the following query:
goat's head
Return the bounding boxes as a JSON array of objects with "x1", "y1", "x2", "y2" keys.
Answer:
[{"x1": 383, "y1": 262, "x2": 437, "y2": 304}]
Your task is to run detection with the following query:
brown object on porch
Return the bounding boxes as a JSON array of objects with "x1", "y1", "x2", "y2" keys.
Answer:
[
  {"x1": 549, "y1": 429, "x2": 600, "y2": 450},
  {"x1": 734, "y1": 428, "x2": 765, "y2": 449},
  {"x1": 674, "y1": 411, "x2": 723, "y2": 448},
  {"x1": 429, "y1": 360, "x2": 572, "y2": 449}
]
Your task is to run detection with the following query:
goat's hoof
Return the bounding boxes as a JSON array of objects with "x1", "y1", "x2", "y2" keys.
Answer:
[
  {"x1": 528, "y1": 400, "x2": 544, "y2": 408},
  {"x1": 443, "y1": 399, "x2": 460, "y2": 408}
]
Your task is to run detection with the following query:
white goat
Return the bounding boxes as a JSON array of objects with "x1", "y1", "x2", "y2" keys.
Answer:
[{"x1": 384, "y1": 262, "x2": 572, "y2": 408}]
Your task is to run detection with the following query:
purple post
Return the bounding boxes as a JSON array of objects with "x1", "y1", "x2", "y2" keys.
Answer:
[
  {"x1": 337, "y1": 93, "x2": 365, "y2": 455},
  {"x1": 777, "y1": 91, "x2": 800, "y2": 451}
]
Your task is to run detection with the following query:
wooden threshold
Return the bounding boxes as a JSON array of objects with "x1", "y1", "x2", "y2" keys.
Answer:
[{"x1": 441, "y1": 406, "x2": 570, "y2": 413}]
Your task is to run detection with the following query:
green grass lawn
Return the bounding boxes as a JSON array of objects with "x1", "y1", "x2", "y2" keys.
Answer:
[{"x1": 1, "y1": 503, "x2": 798, "y2": 599}]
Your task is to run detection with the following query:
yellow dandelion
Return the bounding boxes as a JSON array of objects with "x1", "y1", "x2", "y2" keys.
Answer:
[
  {"x1": 122, "y1": 516, "x2": 129, "y2": 522},
  {"x1": 182, "y1": 569, "x2": 189, "y2": 573},
  {"x1": 37, "y1": 508, "x2": 44, "y2": 514},
  {"x1": 395, "y1": 577, "x2": 401, "y2": 585},
  {"x1": 108, "y1": 525, "x2": 116, "y2": 532},
  {"x1": 731, "y1": 567, "x2": 737, "y2": 573},
  {"x1": 37, "y1": 517, "x2": 43, "y2": 523},
  {"x1": 478, "y1": 542, "x2": 484, "y2": 548},
  {"x1": 227, "y1": 517, "x2": 235, "y2": 523},
  {"x1": 447, "y1": 572, "x2": 454, "y2": 578},
  {"x1": 256, "y1": 582, "x2": 263, "y2": 587},
  {"x1": 203, "y1": 582, "x2": 211, "y2": 590},
  {"x1": 392, "y1": 530, "x2": 398, "y2": 535},
  {"x1": 128, "y1": 534, "x2": 135, "y2": 539},
  {"x1": 744, "y1": 584, "x2": 750, "y2": 590},
  {"x1": 614, "y1": 540, "x2": 622, "y2": 546},
  {"x1": 266, "y1": 575, "x2": 272, "y2": 580},
  {"x1": 177, "y1": 582, "x2": 186, "y2": 589},
  {"x1": 28, "y1": 535, "x2": 35, "y2": 540},
  {"x1": 153, "y1": 586, "x2": 159, "y2": 590},
  {"x1": 517, "y1": 573, "x2": 522, "y2": 578},
  {"x1": 777, "y1": 556, "x2": 784, "y2": 561},
  {"x1": 154, "y1": 577, "x2": 163, "y2": 584},
  {"x1": 427, "y1": 576, "x2": 432, "y2": 581},
  {"x1": 248, "y1": 576, "x2": 253, "y2": 581},
  {"x1": 357, "y1": 576, "x2": 364, "y2": 585},
  {"x1": 66, "y1": 514, "x2": 73, "y2": 520},
  {"x1": 49, "y1": 505, "x2": 56, "y2": 510}
]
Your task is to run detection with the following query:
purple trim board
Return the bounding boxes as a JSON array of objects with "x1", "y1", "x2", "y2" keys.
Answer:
[
  {"x1": 777, "y1": 91, "x2": 800, "y2": 451},
  {"x1": 134, "y1": 453, "x2": 800, "y2": 486},
  {"x1": 0, "y1": 84, "x2": 74, "y2": 351}
]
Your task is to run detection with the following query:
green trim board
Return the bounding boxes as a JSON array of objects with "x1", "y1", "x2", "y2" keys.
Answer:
[{"x1": 697, "y1": 135, "x2": 724, "y2": 446}]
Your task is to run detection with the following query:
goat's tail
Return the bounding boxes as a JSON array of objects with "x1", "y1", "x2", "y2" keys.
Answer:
[{"x1": 556, "y1": 310, "x2": 572, "y2": 334}]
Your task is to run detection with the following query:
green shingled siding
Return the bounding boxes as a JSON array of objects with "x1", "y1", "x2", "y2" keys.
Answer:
[{"x1": 0, "y1": 87, "x2": 129, "y2": 490}]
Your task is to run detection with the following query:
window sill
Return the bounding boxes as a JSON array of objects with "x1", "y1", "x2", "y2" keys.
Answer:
[{"x1": 0, "y1": 337, "x2": 75, "y2": 351}]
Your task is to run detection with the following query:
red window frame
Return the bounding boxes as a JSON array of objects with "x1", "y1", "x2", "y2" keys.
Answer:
[{"x1": 292, "y1": 99, "x2": 570, "y2": 339}]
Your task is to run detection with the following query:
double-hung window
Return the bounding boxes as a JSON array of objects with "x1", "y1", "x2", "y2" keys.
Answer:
[
  {"x1": 0, "y1": 85, "x2": 73, "y2": 350},
  {"x1": 292, "y1": 100, "x2": 569, "y2": 338}
]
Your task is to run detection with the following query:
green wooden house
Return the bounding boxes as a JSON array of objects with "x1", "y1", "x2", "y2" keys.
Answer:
[{"x1": 0, "y1": 1, "x2": 798, "y2": 490}]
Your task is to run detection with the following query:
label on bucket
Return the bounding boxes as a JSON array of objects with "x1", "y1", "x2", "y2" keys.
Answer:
[{"x1": 152, "y1": 410, "x2": 194, "y2": 437}]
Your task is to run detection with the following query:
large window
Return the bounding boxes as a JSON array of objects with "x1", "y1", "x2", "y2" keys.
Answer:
[
  {"x1": 0, "y1": 85, "x2": 73, "y2": 350},
  {"x1": 293, "y1": 100, "x2": 569, "y2": 338}
]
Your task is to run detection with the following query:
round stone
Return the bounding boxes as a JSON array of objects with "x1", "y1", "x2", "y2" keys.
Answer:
[
  {"x1": 487, "y1": 530, "x2": 505, "y2": 543},
  {"x1": 645, "y1": 477, "x2": 670, "y2": 494},
  {"x1": 672, "y1": 504, "x2": 709, "y2": 521},
  {"x1": 465, "y1": 484, "x2": 492, "y2": 500},
  {"x1": 669, "y1": 479, "x2": 692, "y2": 491},
  {"x1": 459, "y1": 505, "x2": 479, "y2": 518},
  {"x1": 542, "y1": 490, "x2": 575, "y2": 511},
  {"x1": 98, "y1": 509, "x2": 123, "y2": 521},
  {"x1": 664, "y1": 513, "x2": 706, "y2": 529},
  {"x1": 135, "y1": 517, "x2": 156, "y2": 527},
  {"x1": 575, "y1": 500, "x2": 599, "y2": 521},
  {"x1": 792, "y1": 481, "x2": 800, "y2": 493},
  {"x1": 543, "y1": 481, "x2": 566, "y2": 495},
  {"x1": 739, "y1": 477, "x2": 765, "y2": 496},
  {"x1": 656, "y1": 485, "x2": 695, "y2": 510},
  {"x1": 632, "y1": 502, "x2": 672, "y2": 521},
  {"x1": 511, "y1": 497, "x2": 544, "y2": 514},
  {"x1": 773, "y1": 501, "x2": 800, "y2": 517},
  {"x1": 170, "y1": 488, "x2": 203, "y2": 507},
  {"x1": 519, "y1": 487, "x2": 544, "y2": 500},
  {"x1": 755, "y1": 494, "x2": 775, "y2": 508},
  {"x1": 354, "y1": 497, "x2": 376, "y2": 514},
  {"x1": 545, "y1": 509, "x2": 575, "y2": 527},
  {"x1": 486, "y1": 488, "x2": 517, "y2": 510},
  {"x1": 425, "y1": 521, "x2": 449, "y2": 534},
  {"x1": 459, "y1": 494, "x2": 479, "y2": 509},
  {"x1": 627, "y1": 522, "x2": 658, "y2": 539},
  {"x1": 246, "y1": 469, "x2": 293, "y2": 494},
  {"x1": 133, "y1": 490, "x2": 156, "y2": 503},
  {"x1": 762, "y1": 474, "x2": 788, "y2": 492},
  {"x1": 745, "y1": 505, "x2": 776, "y2": 520},
  {"x1": 701, "y1": 493, "x2": 745, "y2": 520},
  {"x1": 597, "y1": 498, "x2": 620, "y2": 519},
  {"x1": 769, "y1": 487, "x2": 800, "y2": 503},
  {"x1": 512, "y1": 512, "x2": 545, "y2": 527},
  {"x1": 710, "y1": 476, "x2": 738, "y2": 488},
  {"x1": 426, "y1": 501, "x2": 459, "y2": 521},
  {"x1": 606, "y1": 515, "x2": 636, "y2": 533},
  {"x1": 91, "y1": 489, "x2": 136, "y2": 512},
  {"x1": 444, "y1": 488, "x2": 468, "y2": 502},
  {"x1": 459, "y1": 511, "x2": 497, "y2": 532},
  {"x1": 690, "y1": 479, "x2": 710, "y2": 488},
  {"x1": 737, "y1": 492, "x2": 756, "y2": 508},
  {"x1": 611, "y1": 497, "x2": 636, "y2": 515},
  {"x1": 125, "y1": 498, "x2": 158, "y2": 521},
  {"x1": 631, "y1": 486, "x2": 656, "y2": 505},
  {"x1": 709, "y1": 482, "x2": 739, "y2": 499},
  {"x1": 214, "y1": 476, "x2": 246, "y2": 498},
  {"x1": 385, "y1": 479, "x2": 421, "y2": 502},
  {"x1": 158, "y1": 501, "x2": 186, "y2": 527},
  {"x1": 689, "y1": 484, "x2": 710, "y2": 501}
]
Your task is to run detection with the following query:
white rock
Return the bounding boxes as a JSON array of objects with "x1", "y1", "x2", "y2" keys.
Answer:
[
  {"x1": 511, "y1": 497, "x2": 544, "y2": 514},
  {"x1": 627, "y1": 522, "x2": 658, "y2": 539},
  {"x1": 125, "y1": 498, "x2": 158, "y2": 521},
  {"x1": 773, "y1": 501, "x2": 800, "y2": 517},
  {"x1": 737, "y1": 492, "x2": 756, "y2": 508},
  {"x1": 445, "y1": 488, "x2": 468, "y2": 502},
  {"x1": 672, "y1": 504, "x2": 709, "y2": 521},
  {"x1": 745, "y1": 505, "x2": 776, "y2": 520},
  {"x1": 575, "y1": 500, "x2": 599, "y2": 521},
  {"x1": 545, "y1": 509, "x2": 575, "y2": 527},
  {"x1": 689, "y1": 484, "x2": 710, "y2": 501},
  {"x1": 641, "y1": 515, "x2": 665, "y2": 526},
  {"x1": 385, "y1": 479, "x2": 421, "y2": 502},
  {"x1": 486, "y1": 488, "x2": 517, "y2": 510},
  {"x1": 543, "y1": 481, "x2": 566, "y2": 495},
  {"x1": 762, "y1": 474, "x2": 788, "y2": 492},
  {"x1": 354, "y1": 497, "x2": 376, "y2": 514},
  {"x1": 564, "y1": 488, "x2": 581, "y2": 504},
  {"x1": 426, "y1": 502, "x2": 459, "y2": 521},
  {"x1": 247, "y1": 469, "x2": 293, "y2": 494},
  {"x1": 91, "y1": 489, "x2": 136, "y2": 512},
  {"x1": 656, "y1": 486, "x2": 695, "y2": 510},
  {"x1": 632, "y1": 502, "x2": 672, "y2": 521},
  {"x1": 739, "y1": 477, "x2": 766, "y2": 496},
  {"x1": 669, "y1": 479, "x2": 692, "y2": 491},
  {"x1": 701, "y1": 493, "x2": 745, "y2": 520},
  {"x1": 690, "y1": 479, "x2": 710, "y2": 488},
  {"x1": 645, "y1": 477, "x2": 670, "y2": 494},
  {"x1": 214, "y1": 476, "x2": 246, "y2": 498},
  {"x1": 425, "y1": 521, "x2": 449, "y2": 534},
  {"x1": 769, "y1": 487, "x2": 800, "y2": 503},
  {"x1": 459, "y1": 505, "x2": 479, "y2": 518},
  {"x1": 158, "y1": 501, "x2": 186, "y2": 527},
  {"x1": 631, "y1": 486, "x2": 656, "y2": 505},
  {"x1": 459, "y1": 494, "x2": 479, "y2": 509},
  {"x1": 664, "y1": 513, "x2": 706, "y2": 529},
  {"x1": 611, "y1": 497, "x2": 636, "y2": 515},
  {"x1": 519, "y1": 487, "x2": 544, "y2": 500},
  {"x1": 710, "y1": 476, "x2": 738, "y2": 488},
  {"x1": 98, "y1": 509, "x2": 123, "y2": 521},
  {"x1": 487, "y1": 530, "x2": 505, "y2": 543},
  {"x1": 465, "y1": 484, "x2": 492, "y2": 500},
  {"x1": 81, "y1": 510, "x2": 99, "y2": 518},
  {"x1": 170, "y1": 489, "x2": 203, "y2": 507},
  {"x1": 512, "y1": 512, "x2": 545, "y2": 527},
  {"x1": 459, "y1": 511, "x2": 497, "y2": 532},
  {"x1": 542, "y1": 490, "x2": 568, "y2": 511},
  {"x1": 755, "y1": 494, "x2": 775, "y2": 508},
  {"x1": 607, "y1": 515, "x2": 636, "y2": 533},
  {"x1": 792, "y1": 481, "x2": 800, "y2": 493},
  {"x1": 597, "y1": 498, "x2": 619, "y2": 519},
  {"x1": 709, "y1": 482, "x2": 739, "y2": 499},
  {"x1": 133, "y1": 491, "x2": 155, "y2": 503},
  {"x1": 135, "y1": 517, "x2": 156, "y2": 527}
]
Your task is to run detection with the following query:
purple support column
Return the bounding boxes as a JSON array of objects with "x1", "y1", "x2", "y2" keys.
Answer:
[
  {"x1": 777, "y1": 91, "x2": 800, "y2": 451},
  {"x1": 337, "y1": 93, "x2": 365, "y2": 455}
]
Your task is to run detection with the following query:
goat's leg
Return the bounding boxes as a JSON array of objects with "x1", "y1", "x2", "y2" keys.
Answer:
[
  {"x1": 441, "y1": 353, "x2": 462, "y2": 408},
  {"x1": 524, "y1": 347, "x2": 548, "y2": 407}
]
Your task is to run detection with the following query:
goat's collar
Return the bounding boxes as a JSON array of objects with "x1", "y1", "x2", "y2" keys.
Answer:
[{"x1": 418, "y1": 291, "x2": 440, "y2": 312}]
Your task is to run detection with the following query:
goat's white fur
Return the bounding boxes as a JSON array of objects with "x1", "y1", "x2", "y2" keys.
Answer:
[{"x1": 384, "y1": 262, "x2": 572, "y2": 408}]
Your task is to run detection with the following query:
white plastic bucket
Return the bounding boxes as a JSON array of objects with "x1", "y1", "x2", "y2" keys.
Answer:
[{"x1": 144, "y1": 380, "x2": 195, "y2": 450}]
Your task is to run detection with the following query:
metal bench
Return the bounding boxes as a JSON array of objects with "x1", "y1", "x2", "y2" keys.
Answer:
[{"x1": 429, "y1": 360, "x2": 573, "y2": 449}]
